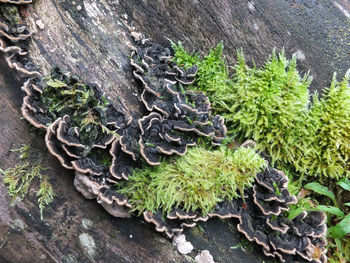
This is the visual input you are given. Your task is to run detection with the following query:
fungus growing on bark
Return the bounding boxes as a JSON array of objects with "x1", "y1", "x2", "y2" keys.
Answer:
[
  {"x1": 130, "y1": 31, "x2": 227, "y2": 146},
  {"x1": 118, "y1": 121, "x2": 141, "y2": 161},
  {"x1": 45, "y1": 117, "x2": 74, "y2": 170},
  {"x1": 74, "y1": 172, "x2": 131, "y2": 218},
  {"x1": 143, "y1": 210, "x2": 196, "y2": 238},
  {"x1": 74, "y1": 172, "x2": 100, "y2": 199},
  {"x1": 21, "y1": 78, "x2": 52, "y2": 129},
  {"x1": 0, "y1": 1, "x2": 41, "y2": 76},
  {"x1": 15, "y1": 26, "x2": 328, "y2": 263},
  {"x1": 195, "y1": 250, "x2": 216, "y2": 263},
  {"x1": 138, "y1": 112, "x2": 198, "y2": 165},
  {"x1": 109, "y1": 139, "x2": 139, "y2": 180},
  {"x1": 0, "y1": 0, "x2": 32, "y2": 4},
  {"x1": 236, "y1": 167, "x2": 327, "y2": 263},
  {"x1": 72, "y1": 158, "x2": 105, "y2": 176},
  {"x1": 109, "y1": 32, "x2": 228, "y2": 167},
  {"x1": 174, "y1": 65, "x2": 198, "y2": 84},
  {"x1": 21, "y1": 68, "x2": 135, "y2": 219},
  {"x1": 21, "y1": 68, "x2": 128, "y2": 164},
  {"x1": 172, "y1": 234, "x2": 194, "y2": 255}
]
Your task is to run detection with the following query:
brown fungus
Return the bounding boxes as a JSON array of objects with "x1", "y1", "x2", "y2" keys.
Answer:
[
  {"x1": 0, "y1": 2, "x2": 41, "y2": 77},
  {"x1": 235, "y1": 167, "x2": 327, "y2": 263},
  {"x1": 74, "y1": 172, "x2": 131, "y2": 218},
  {"x1": 138, "y1": 112, "x2": 197, "y2": 165},
  {"x1": 21, "y1": 78, "x2": 51, "y2": 129},
  {"x1": 143, "y1": 210, "x2": 196, "y2": 238},
  {"x1": 71, "y1": 157, "x2": 105, "y2": 176},
  {"x1": 0, "y1": 0, "x2": 32, "y2": 4},
  {"x1": 45, "y1": 118, "x2": 74, "y2": 170},
  {"x1": 109, "y1": 139, "x2": 140, "y2": 180},
  {"x1": 174, "y1": 65, "x2": 198, "y2": 85},
  {"x1": 56, "y1": 115, "x2": 85, "y2": 148},
  {"x1": 130, "y1": 32, "x2": 227, "y2": 146},
  {"x1": 74, "y1": 172, "x2": 101, "y2": 199},
  {"x1": 118, "y1": 121, "x2": 141, "y2": 161}
]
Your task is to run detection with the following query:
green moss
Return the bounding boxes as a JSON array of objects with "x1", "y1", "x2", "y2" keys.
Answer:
[
  {"x1": 0, "y1": 5, "x2": 21, "y2": 27},
  {"x1": 304, "y1": 73, "x2": 350, "y2": 179},
  {"x1": 9, "y1": 143, "x2": 31, "y2": 160},
  {"x1": 171, "y1": 41, "x2": 231, "y2": 101},
  {"x1": 40, "y1": 68, "x2": 110, "y2": 154},
  {"x1": 172, "y1": 43, "x2": 350, "y2": 181},
  {"x1": 328, "y1": 237, "x2": 350, "y2": 263},
  {"x1": 0, "y1": 144, "x2": 54, "y2": 220},
  {"x1": 37, "y1": 176, "x2": 54, "y2": 220},
  {"x1": 118, "y1": 146, "x2": 267, "y2": 216}
]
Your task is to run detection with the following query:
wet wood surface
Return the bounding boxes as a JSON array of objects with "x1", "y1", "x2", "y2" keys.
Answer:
[{"x1": 0, "y1": 0, "x2": 349, "y2": 262}]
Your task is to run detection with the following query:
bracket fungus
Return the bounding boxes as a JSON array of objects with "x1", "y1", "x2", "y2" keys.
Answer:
[
  {"x1": 73, "y1": 172, "x2": 131, "y2": 218},
  {"x1": 20, "y1": 67, "x2": 136, "y2": 218},
  {"x1": 236, "y1": 168, "x2": 327, "y2": 263},
  {"x1": 15, "y1": 23, "x2": 327, "y2": 263},
  {"x1": 0, "y1": 0, "x2": 40, "y2": 76},
  {"x1": 112, "y1": 31, "x2": 227, "y2": 166},
  {"x1": 20, "y1": 33, "x2": 228, "y2": 228}
]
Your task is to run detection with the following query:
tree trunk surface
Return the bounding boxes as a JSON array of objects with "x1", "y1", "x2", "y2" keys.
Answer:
[{"x1": 0, "y1": 0, "x2": 349, "y2": 262}]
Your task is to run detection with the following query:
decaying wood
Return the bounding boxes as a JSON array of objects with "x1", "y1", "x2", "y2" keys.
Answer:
[{"x1": 0, "y1": 0, "x2": 349, "y2": 262}]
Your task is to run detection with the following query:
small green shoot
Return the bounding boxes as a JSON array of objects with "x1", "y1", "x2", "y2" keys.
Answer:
[
  {"x1": 37, "y1": 177, "x2": 54, "y2": 220},
  {"x1": 10, "y1": 143, "x2": 31, "y2": 160}
]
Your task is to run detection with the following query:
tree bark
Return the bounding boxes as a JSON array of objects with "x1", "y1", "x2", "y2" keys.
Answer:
[{"x1": 0, "y1": 0, "x2": 349, "y2": 262}]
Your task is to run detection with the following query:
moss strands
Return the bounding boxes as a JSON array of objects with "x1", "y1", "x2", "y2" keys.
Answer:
[{"x1": 119, "y1": 146, "x2": 267, "y2": 216}]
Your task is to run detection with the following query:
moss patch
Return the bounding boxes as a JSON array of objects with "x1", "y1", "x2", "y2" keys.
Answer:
[
  {"x1": 0, "y1": 144, "x2": 54, "y2": 219},
  {"x1": 118, "y1": 146, "x2": 267, "y2": 216}
]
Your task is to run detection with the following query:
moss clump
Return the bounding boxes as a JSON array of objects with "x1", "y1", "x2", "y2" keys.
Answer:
[
  {"x1": 226, "y1": 51, "x2": 311, "y2": 165},
  {"x1": 118, "y1": 146, "x2": 267, "y2": 216},
  {"x1": 171, "y1": 41, "x2": 231, "y2": 101},
  {"x1": 37, "y1": 176, "x2": 54, "y2": 219},
  {"x1": 174, "y1": 46, "x2": 311, "y2": 166},
  {"x1": 304, "y1": 73, "x2": 350, "y2": 179},
  {"x1": 172, "y1": 42, "x2": 350, "y2": 180},
  {"x1": 0, "y1": 144, "x2": 54, "y2": 219}
]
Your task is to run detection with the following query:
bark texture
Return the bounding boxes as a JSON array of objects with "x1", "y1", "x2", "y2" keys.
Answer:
[{"x1": 0, "y1": 0, "x2": 349, "y2": 262}]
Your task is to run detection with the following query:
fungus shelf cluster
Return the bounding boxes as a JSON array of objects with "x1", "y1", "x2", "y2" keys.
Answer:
[
  {"x1": 237, "y1": 168, "x2": 327, "y2": 263},
  {"x1": 133, "y1": 158, "x2": 327, "y2": 263},
  {"x1": 19, "y1": 29, "x2": 228, "y2": 227},
  {"x1": 0, "y1": 0, "x2": 40, "y2": 77},
  {"x1": 0, "y1": 1, "x2": 328, "y2": 260},
  {"x1": 123, "y1": 32, "x2": 226, "y2": 167}
]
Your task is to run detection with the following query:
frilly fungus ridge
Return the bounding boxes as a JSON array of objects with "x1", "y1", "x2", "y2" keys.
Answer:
[
  {"x1": 21, "y1": 68, "x2": 134, "y2": 214},
  {"x1": 15, "y1": 22, "x2": 328, "y2": 263},
  {"x1": 0, "y1": 1, "x2": 40, "y2": 76},
  {"x1": 129, "y1": 32, "x2": 226, "y2": 157},
  {"x1": 237, "y1": 168, "x2": 327, "y2": 263},
  {"x1": 119, "y1": 145, "x2": 327, "y2": 263},
  {"x1": 20, "y1": 32, "x2": 227, "y2": 220}
]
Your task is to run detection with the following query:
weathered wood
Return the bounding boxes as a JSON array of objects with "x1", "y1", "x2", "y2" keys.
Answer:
[{"x1": 0, "y1": 0, "x2": 349, "y2": 262}]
